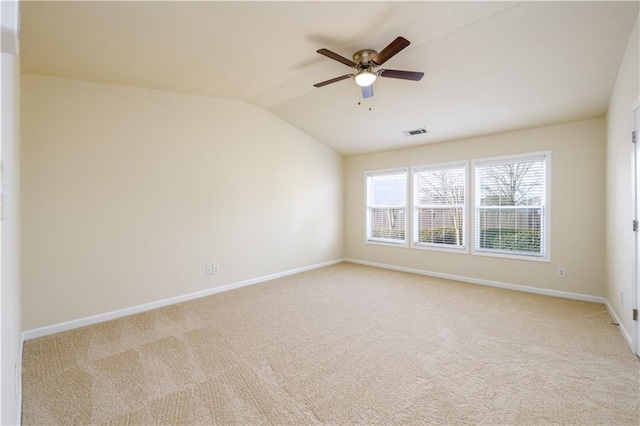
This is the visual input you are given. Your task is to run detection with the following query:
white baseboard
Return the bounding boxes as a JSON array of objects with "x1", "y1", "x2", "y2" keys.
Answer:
[
  {"x1": 22, "y1": 258, "x2": 346, "y2": 340},
  {"x1": 345, "y1": 258, "x2": 606, "y2": 304},
  {"x1": 604, "y1": 299, "x2": 633, "y2": 351}
]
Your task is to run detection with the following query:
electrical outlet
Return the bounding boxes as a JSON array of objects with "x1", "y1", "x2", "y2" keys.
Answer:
[
  {"x1": 213, "y1": 264, "x2": 220, "y2": 274},
  {"x1": 557, "y1": 267, "x2": 566, "y2": 278},
  {"x1": 206, "y1": 265, "x2": 214, "y2": 275},
  {"x1": 355, "y1": 245, "x2": 360, "y2": 251},
  {"x1": 620, "y1": 291, "x2": 624, "y2": 305}
]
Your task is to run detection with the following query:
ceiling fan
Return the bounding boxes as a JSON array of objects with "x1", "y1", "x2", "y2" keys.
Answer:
[{"x1": 313, "y1": 36, "x2": 424, "y2": 99}]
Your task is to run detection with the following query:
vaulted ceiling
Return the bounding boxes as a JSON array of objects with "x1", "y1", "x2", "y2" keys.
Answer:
[{"x1": 20, "y1": 1, "x2": 639, "y2": 155}]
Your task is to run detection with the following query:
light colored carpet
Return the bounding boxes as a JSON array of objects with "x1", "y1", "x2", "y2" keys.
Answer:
[{"x1": 22, "y1": 262, "x2": 639, "y2": 425}]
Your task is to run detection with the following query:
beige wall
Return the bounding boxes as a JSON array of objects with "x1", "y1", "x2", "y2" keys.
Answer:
[
  {"x1": 605, "y1": 14, "x2": 639, "y2": 341},
  {"x1": 21, "y1": 75, "x2": 343, "y2": 330},
  {"x1": 345, "y1": 118, "x2": 606, "y2": 297}
]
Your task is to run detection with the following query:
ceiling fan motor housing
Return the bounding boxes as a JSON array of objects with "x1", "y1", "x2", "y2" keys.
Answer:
[{"x1": 353, "y1": 49, "x2": 378, "y2": 69}]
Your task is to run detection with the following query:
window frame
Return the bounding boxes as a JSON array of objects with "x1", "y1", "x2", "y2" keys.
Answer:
[
  {"x1": 472, "y1": 151, "x2": 551, "y2": 262},
  {"x1": 411, "y1": 161, "x2": 469, "y2": 253},
  {"x1": 365, "y1": 167, "x2": 409, "y2": 248}
]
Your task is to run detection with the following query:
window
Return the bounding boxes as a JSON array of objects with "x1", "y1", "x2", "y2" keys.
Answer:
[
  {"x1": 474, "y1": 152, "x2": 549, "y2": 260},
  {"x1": 366, "y1": 168, "x2": 407, "y2": 245},
  {"x1": 413, "y1": 162, "x2": 467, "y2": 251}
]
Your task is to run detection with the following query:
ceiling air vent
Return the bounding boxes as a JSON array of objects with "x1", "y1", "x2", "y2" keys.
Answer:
[{"x1": 402, "y1": 127, "x2": 429, "y2": 137}]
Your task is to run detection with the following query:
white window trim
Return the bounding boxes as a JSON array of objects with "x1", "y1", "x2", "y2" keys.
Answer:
[
  {"x1": 364, "y1": 167, "x2": 409, "y2": 248},
  {"x1": 471, "y1": 151, "x2": 551, "y2": 262},
  {"x1": 410, "y1": 161, "x2": 469, "y2": 254}
]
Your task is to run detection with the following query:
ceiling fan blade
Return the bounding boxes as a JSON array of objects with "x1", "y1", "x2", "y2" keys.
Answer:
[
  {"x1": 372, "y1": 36, "x2": 411, "y2": 66},
  {"x1": 313, "y1": 74, "x2": 353, "y2": 88},
  {"x1": 317, "y1": 48, "x2": 357, "y2": 67},
  {"x1": 378, "y1": 69, "x2": 424, "y2": 81},
  {"x1": 362, "y1": 85, "x2": 374, "y2": 99}
]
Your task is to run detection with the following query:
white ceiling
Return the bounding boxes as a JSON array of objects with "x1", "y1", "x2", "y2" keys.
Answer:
[{"x1": 20, "y1": 1, "x2": 639, "y2": 155}]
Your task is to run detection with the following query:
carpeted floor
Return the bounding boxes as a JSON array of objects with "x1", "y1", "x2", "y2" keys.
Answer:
[{"x1": 22, "y1": 263, "x2": 639, "y2": 425}]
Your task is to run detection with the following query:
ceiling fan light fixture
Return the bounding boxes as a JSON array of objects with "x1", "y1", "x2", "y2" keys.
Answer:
[{"x1": 354, "y1": 70, "x2": 377, "y2": 87}]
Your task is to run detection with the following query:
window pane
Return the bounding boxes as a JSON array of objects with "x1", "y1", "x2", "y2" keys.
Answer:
[
  {"x1": 477, "y1": 207, "x2": 543, "y2": 254},
  {"x1": 417, "y1": 207, "x2": 464, "y2": 245},
  {"x1": 370, "y1": 207, "x2": 406, "y2": 241},
  {"x1": 370, "y1": 173, "x2": 406, "y2": 206},
  {"x1": 413, "y1": 164, "x2": 466, "y2": 249},
  {"x1": 414, "y1": 167, "x2": 465, "y2": 206},
  {"x1": 475, "y1": 154, "x2": 547, "y2": 258},
  {"x1": 367, "y1": 169, "x2": 407, "y2": 243},
  {"x1": 476, "y1": 160, "x2": 545, "y2": 207}
]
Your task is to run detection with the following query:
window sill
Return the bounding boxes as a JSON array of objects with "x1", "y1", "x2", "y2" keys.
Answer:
[
  {"x1": 412, "y1": 243, "x2": 469, "y2": 254},
  {"x1": 366, "y1": 239, "x2": 409, "y2": 248},
  {"x1": 472, "y1": 249, "x2": 550, "y2": 262}
]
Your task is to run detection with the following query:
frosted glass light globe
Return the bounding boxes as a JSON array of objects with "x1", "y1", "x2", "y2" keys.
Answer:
[{"x1": 354, "y1": 70, "x2": 377, "y2": 87}]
